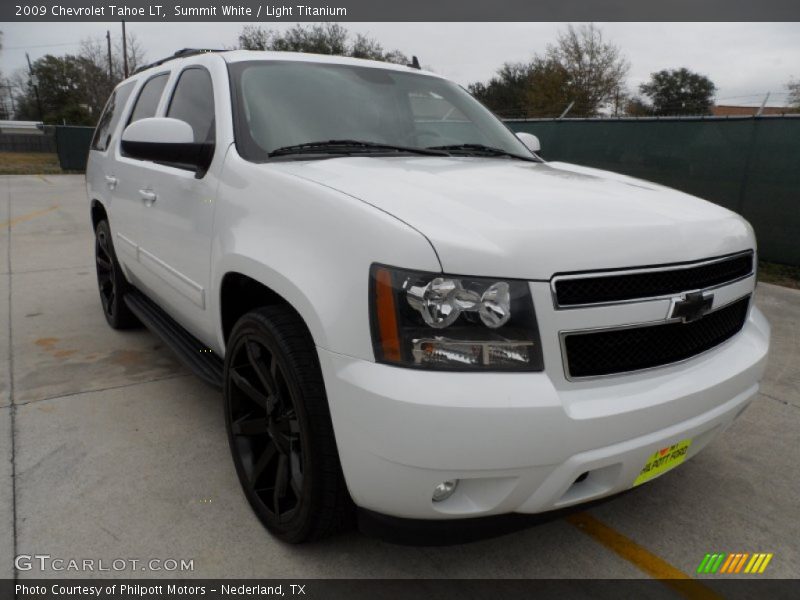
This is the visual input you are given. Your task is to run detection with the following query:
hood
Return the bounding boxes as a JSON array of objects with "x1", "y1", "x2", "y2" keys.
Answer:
[{"x1": 272, "y1": 156, "x2": 754, "y2": 279}]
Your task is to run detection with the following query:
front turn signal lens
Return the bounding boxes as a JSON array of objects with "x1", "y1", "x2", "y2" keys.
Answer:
[{"x1": 373, "y1": 266, "x2": 401, "y2": 362}]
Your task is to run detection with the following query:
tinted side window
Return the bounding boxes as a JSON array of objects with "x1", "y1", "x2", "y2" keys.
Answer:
[
  {"x1": 128, "y1": 73, "x2": 169, "y2": 124},
  {"x1": 167, "y1": 68, "x2": 216, "y2": 143},
  {"x1": 91, "y1": 81, "x2": 135, "y2": 152}
]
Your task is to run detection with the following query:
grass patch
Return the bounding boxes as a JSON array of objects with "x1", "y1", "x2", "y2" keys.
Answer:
[
  {"x1": 0, "y1": 152, "x2": 63, "y2": 175},
  {"x1": 758, "y1": 261, "x2": 800, "y2": 290}
]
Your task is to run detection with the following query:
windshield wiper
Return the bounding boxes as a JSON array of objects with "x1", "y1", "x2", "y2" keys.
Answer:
[
  {"x1": 268, "y1": 139, "x2": 449, "y2": 158},
  {"x1": 426, "y1": 143, "x2": 538, "y2": 162}
]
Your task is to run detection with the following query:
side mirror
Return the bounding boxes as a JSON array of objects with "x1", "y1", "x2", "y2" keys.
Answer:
[
  {"x1": 121, "y1": 117, "x2": 213, "y2": 173},
  {"x1": 516, "y1": 132, "x2": 541, "y2": 154}
]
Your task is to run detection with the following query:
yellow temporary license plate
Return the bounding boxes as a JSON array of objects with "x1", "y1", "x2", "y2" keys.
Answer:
[{"x1": 633, "y1": 439, "x2": 692, "y2": 487}]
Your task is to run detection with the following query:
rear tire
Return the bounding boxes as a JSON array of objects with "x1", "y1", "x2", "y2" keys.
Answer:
[
  {"x1": 94, "y1": 219, "x2": 140, "y2": 329},
  {"x1": 224, "y1": 306, "x2": 354, "y2": 542}
]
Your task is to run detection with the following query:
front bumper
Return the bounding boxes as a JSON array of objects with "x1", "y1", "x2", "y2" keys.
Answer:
[{"x1": 318, "y1": 307, "x2": 770, "y2": 520}]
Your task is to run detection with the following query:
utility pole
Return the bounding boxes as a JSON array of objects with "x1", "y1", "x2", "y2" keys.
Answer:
[
  {"x1": 25, "y1": 52, "x2": 44, "y2": 122},
  {"x1": 106, "y1": 30, "x2": 114, "y2": 81},
  {"x1": 8, "y1": 81, "x2": 16, "y2": 116},
  {"x1": 121, "y1": 20, "x2": 129, "y2": 78},
  {"x1": 756, "y1": 92, "x2": 770, "y2": 117},
  {"x1": 7, "y1": 80, "x2": 17, "y2": 117}
]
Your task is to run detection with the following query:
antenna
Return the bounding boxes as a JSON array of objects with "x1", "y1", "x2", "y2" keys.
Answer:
[{"x1": 408, "y1": 56, "x2": 421, "y2": 70}]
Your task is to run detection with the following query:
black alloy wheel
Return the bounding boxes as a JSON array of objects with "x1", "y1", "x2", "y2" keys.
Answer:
[
  {"x1": 224, "y1": 306, "x2": 353, "y2": 542},
  {"x1": 94, "y1": 219, "x2": 139, "y2": 329}
]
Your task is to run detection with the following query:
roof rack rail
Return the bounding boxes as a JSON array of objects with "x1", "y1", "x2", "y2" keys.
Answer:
[{"x1": 133, "y1": 48, "x2": 227, "y2": 75}]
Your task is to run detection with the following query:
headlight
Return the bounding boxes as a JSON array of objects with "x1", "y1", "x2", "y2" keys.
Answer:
[{"x1": 369, "y1": 264, "x2": 544, "y2": 371}]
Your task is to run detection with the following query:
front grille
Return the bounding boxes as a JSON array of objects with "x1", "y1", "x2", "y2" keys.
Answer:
[
  {"x1": 554, "y1": 252, "x2": 753, "y2": 307},
  {"x1": 563, "y1": 296, "x2": 750, "y2": 378}
]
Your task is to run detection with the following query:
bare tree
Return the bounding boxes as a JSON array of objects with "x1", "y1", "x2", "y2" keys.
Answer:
[
  {"x1": 238, "y1": 24, "x2": 270, "y2": 50},
  {"x1": 237, "y1": 24, "x2": 408, "y2": 64},
  {"x1": 114, "y1": 32, "x2": 145, "y2": 75},
  {"x1": 789, "y1": 78, "x2": 800, "y2": 109},
  {"x1": 81, "y1": 32, "x2": 146, "y2": 82},
  {"x1": 546, "y1": 24, "x2": 630, "y2": 117},
  {"x1": 0, "y1": 30, "x2": 7, "y2": 119}
]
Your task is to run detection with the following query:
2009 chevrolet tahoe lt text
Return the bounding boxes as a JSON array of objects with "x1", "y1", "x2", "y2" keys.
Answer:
[{"x1": 86, "y1": 49, "x2": 770, "y2": 543}]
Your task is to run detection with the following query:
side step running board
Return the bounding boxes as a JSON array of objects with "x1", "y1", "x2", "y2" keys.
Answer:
[{"x1": 124, "y1": 289, "x2": 224, "y2": 389}]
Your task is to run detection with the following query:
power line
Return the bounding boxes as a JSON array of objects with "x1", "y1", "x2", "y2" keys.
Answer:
[{"x1": 2, "y1": 42, "x2": 83, "y2": 51}]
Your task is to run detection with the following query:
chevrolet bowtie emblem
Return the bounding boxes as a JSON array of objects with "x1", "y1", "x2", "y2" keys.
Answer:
[{"x1": 670, "y1": 292, "x2": 714, "y2": 323}]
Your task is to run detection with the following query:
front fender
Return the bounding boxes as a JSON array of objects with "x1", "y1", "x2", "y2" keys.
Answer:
[{"x1": 210, "y1": 151, "x2": 441, "y2": 360}]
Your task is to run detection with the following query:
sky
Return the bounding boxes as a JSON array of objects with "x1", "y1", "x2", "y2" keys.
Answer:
[{"x1": 1, "y1": 22, "x2": 799, "y2": 106}]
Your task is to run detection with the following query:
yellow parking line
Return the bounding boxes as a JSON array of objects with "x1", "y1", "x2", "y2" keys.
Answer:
[
  {"x1": 0, "y1": 205, "x2": 59, "y2": 229},
  {"x1": 566, "y1": 512, "x2": 723, "y2": 600}
]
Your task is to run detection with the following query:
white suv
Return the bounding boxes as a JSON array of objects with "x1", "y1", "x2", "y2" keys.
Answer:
[{"x1": 86, "y1": 49, "x2": 770, "y2": 543}]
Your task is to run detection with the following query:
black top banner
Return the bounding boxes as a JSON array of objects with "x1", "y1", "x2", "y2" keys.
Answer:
[{"x1": 4, "y1": 0, "x2": 800, "y2": 22}]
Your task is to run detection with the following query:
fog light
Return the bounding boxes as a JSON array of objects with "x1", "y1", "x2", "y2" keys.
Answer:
[{"x1": 432, "y1": 479, "x2": 459, "y2": 502}]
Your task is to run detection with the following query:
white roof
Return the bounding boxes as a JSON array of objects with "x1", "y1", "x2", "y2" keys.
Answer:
[{"x1": 221, "y1": 50, "x2": 443, "y2": 79}]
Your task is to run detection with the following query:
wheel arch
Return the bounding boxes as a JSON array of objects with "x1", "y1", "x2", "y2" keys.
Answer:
[
  {"x1": 90, "y1": 199, "x2": 108, "y2": 230},
  {"x1": 218, "y1": 267, "x2": 324, "y2": 354}
]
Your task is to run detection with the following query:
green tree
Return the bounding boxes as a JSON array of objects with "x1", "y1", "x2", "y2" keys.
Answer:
[
  {"x1": 624, "y1": 96, "x2": 652, "y2": 116},
  {"x1": 468, "y1": 62, "x2": 538, "y2": 117},
  {"x1": 639, "y1": 68, "x2": 716, "y2": 116},
  {"x1": 522, "y1": 59, "x2": 573, "y2": 117},
  {"x1": 12, "y1": 33, "x2": 146, "y2": 125},
  {"x1": 14, "y1": 54, "x2": 107, "y2": 124},
  {"x1": 468, "y1": 60, "x2": 574, "y2": 118},
  {"x1": 237, "y1": 24, "x2": 408, "y2": 64}
]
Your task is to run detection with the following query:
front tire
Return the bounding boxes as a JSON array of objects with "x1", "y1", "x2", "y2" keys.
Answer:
[
  {"x1": 94, "y1": 219, "x2": 140, "y2": 329},
  {"x1": 224, "y1": 306, "x2": 353, "y2": 542}
]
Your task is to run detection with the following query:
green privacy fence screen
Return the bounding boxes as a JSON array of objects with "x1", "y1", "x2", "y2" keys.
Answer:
[
  {"x1": 54, "y1": 126, "x2": 95, "y2": 171},
  {"x1": 52, "y1": 118, "x2": 799, "y2": 266},
  {"x1": 507, "y1": 116, "x2": 800, "y2": 267}
]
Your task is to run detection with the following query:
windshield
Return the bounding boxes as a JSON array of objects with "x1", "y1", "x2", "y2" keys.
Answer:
[{"x1": 229, "y1": 60, "x2": 534, "y2": 161}]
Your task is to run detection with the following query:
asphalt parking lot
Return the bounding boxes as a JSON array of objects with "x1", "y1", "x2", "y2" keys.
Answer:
[{"x1": 1, "y1": 175, "x2": 799, "y2": 586}]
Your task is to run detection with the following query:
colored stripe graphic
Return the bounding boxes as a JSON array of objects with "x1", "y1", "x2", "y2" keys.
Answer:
[
  {"x1": 719, "y1": 554, "x2": 736, "y2": 573},
  {"x1": 710, "y1": 554, "x2": 726, "y2": 573},
  {"x1": 697, "y1": 553, "x2": 725, "y2": 573},
  {"x1": 734, "y1": 553, "x2": 749, "y2": 573},
  {"x1": 745, "y1": 554, "x2": 760, "y2": 573},
  {"x1": 697, "y1": 554, "x2": 712, "y2": 574},
  {"x1": 699, "y1": 552, "x2": 774, "y2": 574},
  {"x1": 759, "y1": 554, "x2": 773, "y2": 573},
  {"x1": 722, "y1": 553, "x2": 738, "y2": 573}
]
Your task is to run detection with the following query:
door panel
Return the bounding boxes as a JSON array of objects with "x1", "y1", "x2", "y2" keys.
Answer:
[
  {"x1": 108, "y1": 72, "x2": 171, "y2": 286},
  {"x1": 134, "y1": 66, "x2": 219, "y2": 341}
]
